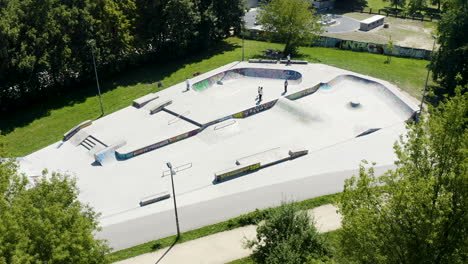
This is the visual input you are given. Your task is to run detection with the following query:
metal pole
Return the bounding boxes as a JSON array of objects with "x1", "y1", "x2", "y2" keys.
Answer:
[
  {"x1": 167, "y1": 163, "x2": 180, "y2": 237},
  {"x1": 242, "y1": 20, "x2": 245, "y2": 61},
  {"x1": 419, "y1": 36, "x2": 437, "y2": 113},
  {"x1": 90, "y1": 41, "x2": 105, "y2": 117}
]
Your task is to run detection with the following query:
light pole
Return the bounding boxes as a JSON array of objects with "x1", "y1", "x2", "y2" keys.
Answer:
[
  {"x1": 242, "y1": 18, "x2": 245, "y2": 61},
  {"x1": 419, "y1": 35, "x2": 438, "y2": 113},
  {"x1": 88, "y1": 39, "x2": 105, "y2": 117},
  {"x1": 166, "y1": 162, "x2": 180, "y2": 237}
]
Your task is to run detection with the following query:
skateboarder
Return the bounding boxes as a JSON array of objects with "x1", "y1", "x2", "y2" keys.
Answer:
[
  {"x1": 284, "y1": 79, "x2": 288, "y2": 94},
  {"x1": 258, "y1": 86, "x2": 263, "y2": 102},
  {"x1": 185, "y1": 78, "x2": 190, "y2": 91}
]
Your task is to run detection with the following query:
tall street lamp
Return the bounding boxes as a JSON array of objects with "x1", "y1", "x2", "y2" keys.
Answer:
[
  {"x1": 166, "y1": 162, "x2": 180, "y2": 237},
  {"x1": 419, "y1": 35, "x2": 438, "y2": 113},
  {"x1": 88, "y1": 39, "x2": 105, "y2": 117},
  {"x1": 242, "y1": 18, "x2": 245, "y2": 61}
]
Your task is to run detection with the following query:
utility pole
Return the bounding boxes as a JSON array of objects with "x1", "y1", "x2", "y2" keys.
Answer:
[
  {"x1": 89, "y1": 39, "x2": 105, "y2": 117},
  {"x1": 419, "y1": 35, "x2": 438, "y2": 113},
  {"x1": 166, "y1": 162, "x2": 180, "y2": 237}
]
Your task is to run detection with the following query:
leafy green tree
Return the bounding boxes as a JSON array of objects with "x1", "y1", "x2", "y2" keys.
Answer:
[
  {"x1": 431, "y1": 0, "x2": 468, "y2": 94},
  {"x1": 0, "y1": 159, "x2": 110, "y2": 263},
  {"x1": 336, "y1": 89, "x2": 468, "y2": 264},
  {"x1": 407, "y1": 0, "x2": 427, "y2": 13},
  {"x1": 334, "y1": 0, "x2": 368, "y2": 10},
  {"x1": 245, "y1": 202, "x2": 329, "y2": 264},
  {"x1": 257, "y1": 0, "x2": 322, "y2": 55},
  {"x1": 385, "y1": 35, "x2": 394, "y2": 64},
  {"x1": 383, "y1": 0, "x2": 407, "y2": 10}
]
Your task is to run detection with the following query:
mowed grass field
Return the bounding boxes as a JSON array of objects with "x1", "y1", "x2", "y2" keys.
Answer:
[{"x1": 1, "y1": 37, "x2": 430, "y2": 157}]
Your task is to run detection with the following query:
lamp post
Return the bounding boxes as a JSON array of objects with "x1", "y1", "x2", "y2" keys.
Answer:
[
  {"x1": 88, "y1": 39, "x2": 105, "y2": 117},
  {"x1": 242, "y1": 18, "x2": 245, "y2": 61},
  {"x1": 419, "y1": 35, "x2": 438, "y2": 113},
  {"x1": 166, "y1": 162, "x2": 180, "y2": 237}
]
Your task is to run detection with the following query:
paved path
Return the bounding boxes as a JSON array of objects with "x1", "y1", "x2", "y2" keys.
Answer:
[{"x1": 114, "y1": 204, "x2": 342, "y2": 264}]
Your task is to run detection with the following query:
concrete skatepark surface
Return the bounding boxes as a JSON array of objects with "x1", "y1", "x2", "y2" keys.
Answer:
[{"x1": 18, "y1": 61, "x2": 419, "y2": 251}]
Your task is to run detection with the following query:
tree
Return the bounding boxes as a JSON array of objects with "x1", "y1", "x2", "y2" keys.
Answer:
[
  {"x1": 407, "y1": 0, "x2": 427, "y2": 13},
  {"x1": 245, "y1": 202, "x2": 329, "y2": 264},
  {"x1": 431, "y1": 0, "x2": 468, "y2": 95},
  {"x1": 383, "y1": 0, "x2": 407, "y2": 10},
  {"x1": 257, "y1": 0, "x2": 322, "y2": 55},
  {"x1": 385, "y1": 35, "x2": 394, "y2": 64},
  {"x1": 0, "y1": 158, "x2": 110, "y2": 263},
  {"x1": 334, "y1": 0, "x2": 368, "y2": 10},
  {"x1": 336, "y1": 89, "x2": 468, "y2": 264}
]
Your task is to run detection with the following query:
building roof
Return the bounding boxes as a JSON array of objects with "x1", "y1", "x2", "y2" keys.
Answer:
[{"x1": 361, "y1": 15, "x2": 385, "y2": 24}]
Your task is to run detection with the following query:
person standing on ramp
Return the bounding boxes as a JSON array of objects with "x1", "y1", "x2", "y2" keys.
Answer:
[
  {"x1": 284, "y1": 79, "x2": 288, "y2": 94},
  {"x1": 185, "y1": 78, "x2": 190, "y2": 91}
]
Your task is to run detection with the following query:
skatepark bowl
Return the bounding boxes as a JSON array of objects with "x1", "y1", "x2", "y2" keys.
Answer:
[{"x1": 18, "y1": 62, "x2": 419, "y2": 251}]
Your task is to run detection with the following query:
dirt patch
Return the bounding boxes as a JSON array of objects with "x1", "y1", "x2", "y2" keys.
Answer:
[{"x1": 323, "y1": 12, "x2": 436, "y2": 50}]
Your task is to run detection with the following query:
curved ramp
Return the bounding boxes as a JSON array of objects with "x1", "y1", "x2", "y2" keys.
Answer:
[{"x1": 192, "y1": 68, "x2": 303, "y2": 91}]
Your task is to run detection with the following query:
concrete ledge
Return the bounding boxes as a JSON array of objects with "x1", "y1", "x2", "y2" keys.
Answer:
[
  {"x1": 140, "y1": 192, "x2": 171, "y2": 206},
  {"x1": 149, "y1": 100, "x2": 172, "y2": 115},
  {"x1": 94, "y1": 140, "x2": 126, "y2": 165},
  {"x1": 133, "y1": 94, "x2": 159, "y2": 108},
  {"x1": 248, "y1": 59, "x2": 278, "y2": 64},
  {"x1": 63, "y1": 120, "x2": 92, "y2": 141},
  {"x1": 214, "y1": 163, "x2": 261, "y2": 182},
  {"x1": 279, "y1": 60, "x2": 308, "y2": 65},
  {"x1": 289, "y1": 148, "x2": 309, "y2": 158}
]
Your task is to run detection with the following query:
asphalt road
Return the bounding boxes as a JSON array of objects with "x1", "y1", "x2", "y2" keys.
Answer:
[
  {"x1": 244, "y1": 10, "x2": 360, "y2": 33},
  {"x1": 98, "y1": 165, "x2": 394, "y2": 251},
  {"x1": 323, "y1": 15, "x2": 361, "y2": 33}
]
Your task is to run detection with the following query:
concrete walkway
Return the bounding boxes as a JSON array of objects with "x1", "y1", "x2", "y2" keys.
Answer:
[{"x1": 114, "y1": 204, "x2": 342, "y2": 264}]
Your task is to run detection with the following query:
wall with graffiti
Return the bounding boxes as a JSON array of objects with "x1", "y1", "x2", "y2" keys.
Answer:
[
  {"x1": 314, "y1": 37, "x2": 431, "y2": 60},
  {"x1": 244, "y1": 28, "x2": 431, "y2": 60},
  {"x1": 193, "y1": 68, "x2": 303, "y2": 91},
  {"x1": 286, "y1": 83, "x2": 322, "y2": 100}
]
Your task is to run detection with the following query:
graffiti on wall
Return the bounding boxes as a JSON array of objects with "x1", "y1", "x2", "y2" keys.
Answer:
[
  {"x1": 286, "y1": 83, "x2": 322, "y2": 100},
  {"x1": 233, "y1": 99, "x2": 278, "y2": 119},
  {"x1": 314, "y1": 36, "x2": 431, "y2": 59},
  {"x1": 192, "y1": 68, "x2": 303, "y2": 91}
]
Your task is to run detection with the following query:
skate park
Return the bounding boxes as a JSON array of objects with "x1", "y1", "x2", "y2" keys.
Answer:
[{"x1": 18, "y1": 61, "x2": 419, "y2": 251}]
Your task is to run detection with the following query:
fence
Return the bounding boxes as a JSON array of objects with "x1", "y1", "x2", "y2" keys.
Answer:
[{"x1": 355, "y1": 8, "x2": 440, "y2": 22}]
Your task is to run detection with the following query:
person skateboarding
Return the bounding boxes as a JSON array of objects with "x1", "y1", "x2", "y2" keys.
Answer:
[
  {"x1": 258, "y1": 86, "x2": 263, "y2": 102},
  {"x1": 284, "y1": 79, "x2": 288, "y2": 94}
]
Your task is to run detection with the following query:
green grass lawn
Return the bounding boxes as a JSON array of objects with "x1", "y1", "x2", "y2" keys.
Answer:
[
  {"x1": 107, "y1": 193, "x2": 338, "y2": 262},
  {"x1": 1, "y1": 37, "x2": 429, "y2": 157},
  {"x1": 366, "y1": 0, "x2": 389, "y2": 10}
]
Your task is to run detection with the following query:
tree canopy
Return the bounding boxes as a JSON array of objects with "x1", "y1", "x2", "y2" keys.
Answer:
[
  {"x1": 0, "y1": 158, "x2": 110, "y2": 263},
  {"x1": 431, "y1": 0, "x2": 468, "y2": 94},
  {"x1": 257, "y1": 0, "x2": 322, "y2": 55},
  {"x1": 336, "y1": 89, "x2": 468, "y2": 263},
  {"x1": 245, "y1": 202, "x2": 330, "y2": 264},
  {"x1": 0, "y1": 0, "x2": 245, "y2": 113}
]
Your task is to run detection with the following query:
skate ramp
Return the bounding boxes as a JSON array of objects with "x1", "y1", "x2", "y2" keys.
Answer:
[
  {"x1": 324, "y1": 75, "x2": 416, "y2": 118},
  {"x1": 272, "y1": 98, "x2": 324, "y2": 124},
  {"x1": 193, "y1": 68, "x2": 302, "y2": 91}
]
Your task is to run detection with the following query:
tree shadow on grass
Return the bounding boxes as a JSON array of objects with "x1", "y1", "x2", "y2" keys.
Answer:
[{"x1": 0, "y1": 40, "x2": 239, "y2": 135}]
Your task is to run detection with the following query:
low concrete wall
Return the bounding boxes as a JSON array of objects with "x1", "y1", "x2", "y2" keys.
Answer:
[{"x1": 63, "y1": 120, "x2": 92, "y2": 141}]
